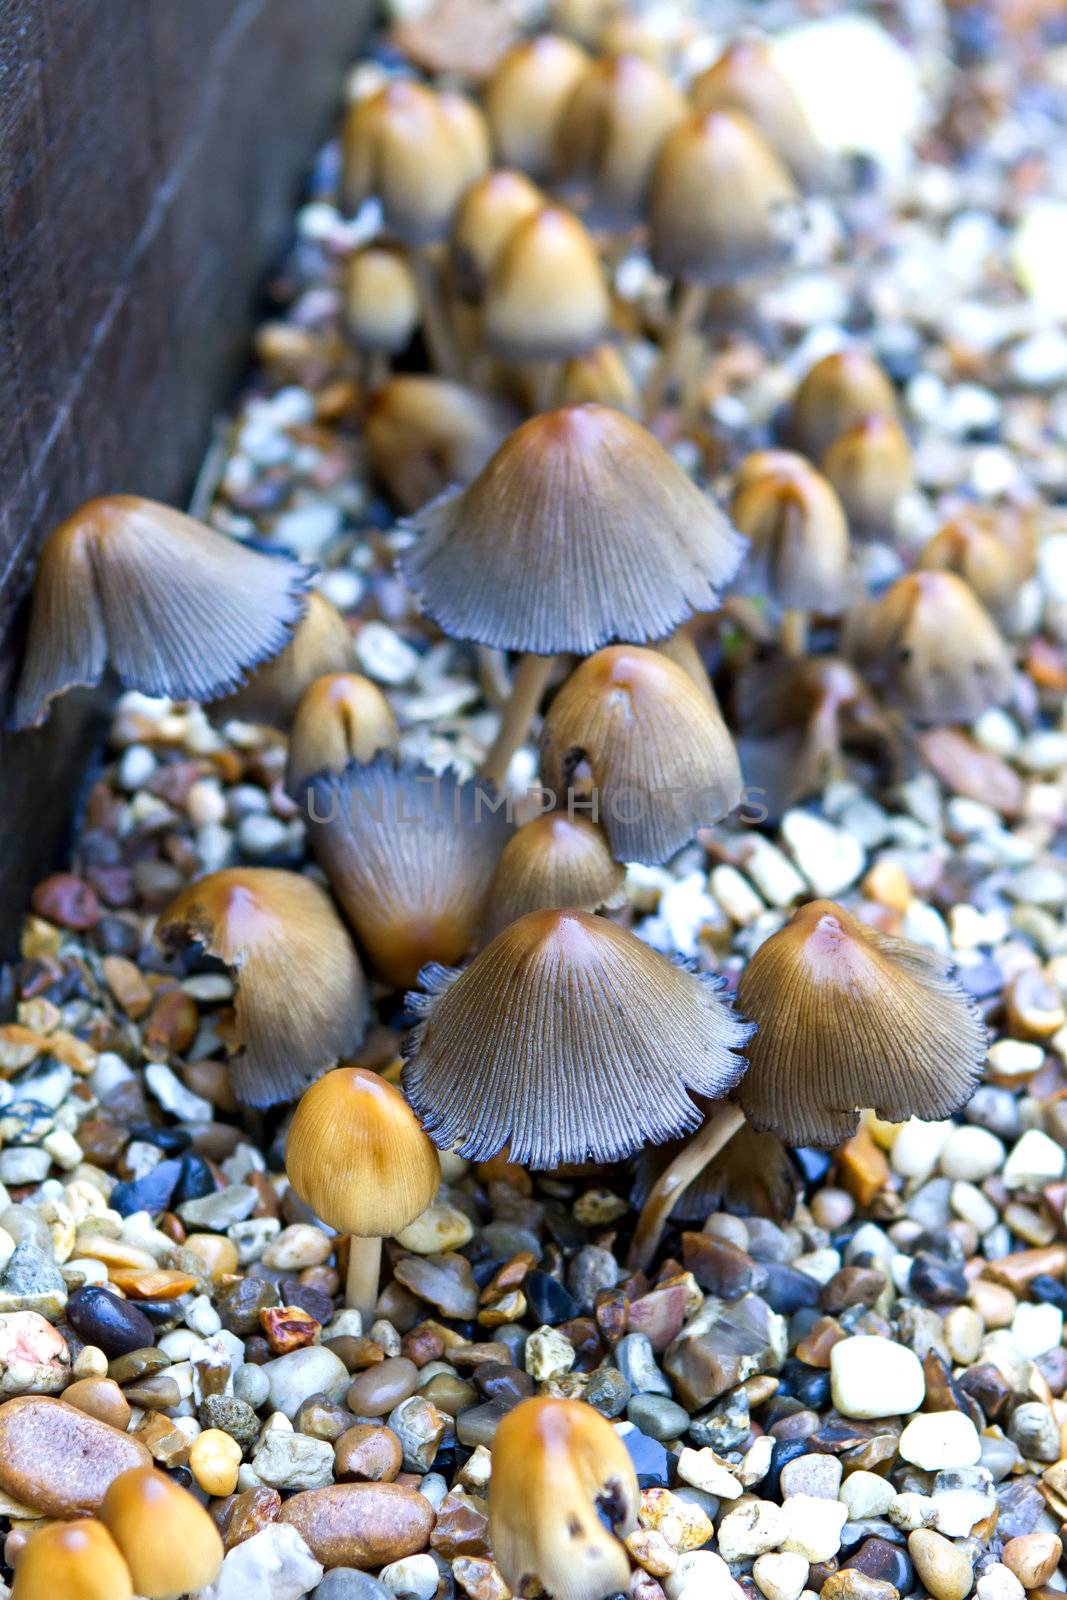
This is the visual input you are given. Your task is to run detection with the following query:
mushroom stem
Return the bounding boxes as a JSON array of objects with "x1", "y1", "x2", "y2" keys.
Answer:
[
  {"x1": 361, "y1": 350, "x2": 390, "y2": 392},
  {"x1": 413, "y1": 249, "x2": 462, "y2": 380},
  {"x1": 479, "y1": 652, "x2": 558, "y2": 790},
  {"x1": 643, "y1": 281, "x2": 708, "y2": 423},
  {"x1": 527, "y1": 359, "x2": 562, "y2": 413},
  {"x1": 780, "y1": 609, "x2": 809, "y2": 657},
  {"x1": 628, "y1": 1101, "x2": 746, "y2": 1271},
  {"x1": 346, "y1": 1234, "x2": 383, "y2": 1323}
]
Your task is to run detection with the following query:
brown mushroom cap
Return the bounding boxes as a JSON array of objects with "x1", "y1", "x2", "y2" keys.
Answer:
[
  {"x1": 482, "y1": 204, "x2": 610, "y2": 362},
  {"x1": 916, "y1": 506, "x2": 1037, "y2": 626},
  {"x1": 365, "y1": 376, "x2": 517, "y2": 514},
  {"x1": 286, "y1": 1066, "x2": 440, "y2": 1237},
  {"x1": 402, "y1": 909, "x2": 752, "y2": 1166},
  {"x1": 787, "y1": 348, "x2": 899, "y2": 460},
  {"x1": 12, "y1": 1519, "x2": 133, "y2": 1600},
  {"x1": 286, "y1": 672, "x2": 399, "y2": 795},
  {"x1": 819, "y1": 414, "x2": 914, "y2": 540},
  {"x1": 211, "y1": 590, "x2": 355, "y2": 729},
  {"x1": 690, "y1": 38, "x2": 826, "y2": 191},
  {"x1": 650, "y1": 109, "x2": 799, "y2": 285},
  {"x1": 490, "y1": 1397, "x2": 639, "y2": 1600},
  {"x1": 484, "y1": 34, "x2": 591, "y2": 178},
  {"x1": 843, "y1": 570, "x2": 1014, "y2": 724},
  {"x1": 558, "y1": 344, "x2": 639, "y2": 414},
  {"x1": 736, "y1": 899, "x2": 987, "y2": 1147},
  {"x1": 342, "y1": 81, "x2": 469, "y2": 244},
  {"x1": 156, "y1": 868, "x2": 369, "y2": 1107},
  {"x1": 304, "y1": 757, "x2": 511, "y2": 987},
  {"x1": 344, "y1": 245, "x2": 420, "y2": 354},
  {"x1": 437, "y1": 90, "x2": 491, "y2": 186},
  {"x1": 402, "y1": 404, "x2": 745, "y2": 654},
  {"x1": 101, "y1": 1465, "x2": 223, "y2": 1600},
  {"x1": 540, "y1": 645, "x2": 743, "y2": 864},
  {"x1": 482, "y1": 813, "x2": 625, "y2": 940},
  {"x1": 10, "y1": 495, "x2": 310, "y2": 732},
  {"x1": 450, "y1": 170, "x2": 545, "y2": 303},
  {"x1": 554, "y1": 52, "x2": 687, "y2": 227},
  {"x1": 731, "y1": 449, "x2": 851, "y2": 613}
]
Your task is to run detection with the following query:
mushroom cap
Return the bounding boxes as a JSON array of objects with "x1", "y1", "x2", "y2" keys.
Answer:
[
  {"x1": 365, "y1": 376, "x2": 516, "y2": 514},
  {"x1": 690, "y1": 38, "x2": 827, "y2": 190},
  {"x1": 554, "y1": 52, "x2": 687, "y2": 227},
  {"x1": 731, "y1": 450, "x2": 851, "y2": 613},
  {"x1": 558, "y1": 344, "x2": 639, "y2": 414},
  {"x1": 211, "y1": 590, "x2": 355, "y2": 729},
  {"x1": 916, "y1": 506, "x2": 1037, "y2": 626},
  {"x1": 490, "y1": 1397, "x2": 639, "y2": 1600},
  {"x1": 788, "y1": 348, "x2": 899, "y2": 461},
  {"x1": 286, "y1": 672, "x2": 399, "y2": 795},
  {"x1": 12, "y1": 1519, "x2": 133, "y2": 1600},
  {"x1": 482, "y1": 813, "x2": 625, "y2": 940},
  {"x1": 819, "y1": 415, "x2": 914, "y2": 540},
  {"x1": 650, "y1": 109, "x2": 799, "y2": 285},
  {"x1": 540, "y1": 645, "x2": 743, "y2": 864},
  {"x1": 286, "y1": 1066, "x2": 440, "y2": 1237},
  {"x1": 100, "y1": 1465, "x2": 223, "y2": 1600},
  {"x1": 402, "y1": 909, "x2": 752, "y2": 1166},
  {"x1": 450, "y1": 170, "x2": 545, "y2": 303},
  {"x1": 342, "y1": 80, "x2": 469, "y2": 244},
  {"x1": 401, "y1": 404, "x2": 746, "y2": 655},
  {"x1": 843, "y1": 570, "x2": 1014, "y2": 724},
  {"x1": 437, "y1": 90, "x2": 491, "y2": 186},
  {"x1": 304, "y1": 756, "x2": 511, "y2": 987},
  {"x1": 485, "y1": 34, "x2": 591, "y2": 178},
  {"x1": 736, "y1": 899, "x2": 987, "y2": 1148},
  {"x1": 344, "y1": 245, "x2": 420, "y2": 354},
  {"x1": 11, "y1": 495, "x2": 310, "y2": 732},
  {"x1": 156, "y1": 868, "x2": 369, "y2": 1108},
  {"x1": 482, "y1": 204, "x2": 610, "y2": 361}
]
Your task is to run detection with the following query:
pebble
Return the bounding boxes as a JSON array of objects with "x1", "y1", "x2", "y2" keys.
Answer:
[
  {"x1": 781, "y1": 811, "x2": 865, "y2": 896},
  {"x1": 717, "y1": 1498, "x2": 787, "y2": 1559},
  {"x1": 939, "y1": 1126, "x2": 1005, "y2": 1181},
  {"x1": 208, "y1": 1522, "x2": 324, "y2": 1600},
  {"x1": 315, "y1": 1574, "x2": 394, "y2": 1600},
  {"x1": 1002, "y1": 1533, "x2": 1062, "y2": 1589},
  {"x1": 524, "y1": 1325, "x2": 575, "y2": 1381},
  {"x1": 1002, "y1": 1130, "x2": 1065, "y2": 1191},
  {"x1": 348, "y1": 1358, "x2": 420, "y2": 1418},
  {"x1": 779, "y1": 1494, "x2": 848, "y2": 1562},
  {"x1": 253, "y1": 1430, "x2": 336, "y2": 1491},
  {"x1": 0, "y1": 1394, "x2": 151, "y2": 1514},
  {"x1": 830, "y1": 1336, "x2": 925, "y2": 1419},
  {"x1": 676, "y1": 1447, "x2": 743, "y2": 1499},
  {"x1": 264, "y1": 1346, "x2": 351, "y2": 1420},
  {"x1": 840, "y1": 1471, "x2": 897, "y2": 1520},
  {"x1": 335, "y1": 1424, "x2": 403, "y2": 1482},
  {"x1": 899, "y1": 1411, "x2": 981, "y2": 1469},
  {"x1": 378, "y1": 1554, "x2": 439, "y2": 1599},
  {"x1": 278, "y1": 1482, "x2": 436, "y2": 1568},
  {"x1": 394, "y1": 1205, "x2": 473, "y2": 1255},
  {"x1": 628, "y1": 1393, "x2": 691, "y2": 1442},
  {"x1": 179, "y1": 1184, "x2": 259, "y2": 1230},
  {"x1": 909, "y1": 1529, "x2": 974, "y2": 1600},
  {"x1": 66, "y1": 1285, "x2": 154, "y2": 1356},
  {"x1": 145, "y1": 1062, "x2": 214, "y2": 1122},
  {"x1": 616, "y1": 1333, "x2": 672, "y2": 1397},
  {"x1": 262, "y1": 1225, "x2": 333, "y2": 1271},
  {"x1": 753, "y1": 1552, "x2": 810, "y2": 1600}
]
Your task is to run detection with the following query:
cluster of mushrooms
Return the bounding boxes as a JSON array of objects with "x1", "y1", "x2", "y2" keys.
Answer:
[{"x1": 5, "y1": 22, "x2": 1047, "y2": 1600}]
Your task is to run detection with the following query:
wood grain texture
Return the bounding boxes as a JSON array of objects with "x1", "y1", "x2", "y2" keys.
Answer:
[{"x1": 0, "y1": 0, "x2": 370, "y2": 956}]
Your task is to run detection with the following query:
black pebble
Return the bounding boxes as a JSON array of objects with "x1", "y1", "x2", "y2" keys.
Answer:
[
  {"x1": 172, "y1": 1151, "x2": 216, "y2": 1206},
  {"x1": 760, "y1": 1262, "x2": 822, "y2": 1316},
  {"x1": 777, "y1": 1357, "x2": 831, "y2": 1408},
  {"x1": 909, "y1": 1252, "x2": 968, "y2": 1306},
  {"x1": 619, "y1": 1423, "x2": 669, "y2": 1487},
  {"x1": 129, "y1": 1123, "x2": 191, "y2": 1155},
  {"x1": 67, "y1": 1285, "x2": 155, "y2": 1357},
  {"x1": 843, "y1": 1536, "x2": 915, "y2": 1594},
  {"x1": 1031, "y1": 1275, "x2": 1067, "y2": 1312},
  {"x1": 524, "y1": 1269, "x2": 582, "y2": 1325},
  {"x1": 110, "y1": 1158, "x2": 182, "y2": 1218},
  {"x1": 765, "y1": 1438, "x2": 809, "y2": 1499},
  {"x1": 792, "y1": 1147, "x2": 832, "y2": 1185}
]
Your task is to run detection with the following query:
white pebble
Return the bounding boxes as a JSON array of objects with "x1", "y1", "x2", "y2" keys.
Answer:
[
  {"x1": 778, "y1": 1495, "x2": 848, "y2": 1562},
  {"x1": 781, "y1": 811, "x2": 865, "y2": 897},
  {"x1": 898, "y1": 1411, "x2": 981, "y2": 1470},
  {"x1": 890, "y1": 1118, "x2": 952, "y2": 1179},
  {"x1": 830, "y1": 1335, "x2": 925, "y2": 1420},
  {"x1": 1011, "y1": 1302, "x2": 1064, "y2": 1358},
  {"x1": 1002, "y1": 1129, "x2": 1065, "y2": 1191},
  {"x1": 753, "y1": 1553, "x2": 810, "y2": 1600},
  {"x1": 939, "y1": 1126, "x2": 1004, "y2": 1182}
]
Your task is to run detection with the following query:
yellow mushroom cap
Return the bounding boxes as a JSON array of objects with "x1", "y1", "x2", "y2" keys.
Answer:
[
  {"x1": 101, "y1": 1465, "x2": 223, "y2": 1600},
  {"x1": 450, "y1": 170, "x2": 545, "y2": 303},
  {"x1": 731, "y1": 449, "x2": 851, "y2": 613},
  {"x1": 490, "y1": 1397, "x2": 639, "y2": 1600},
  {"x1": 916, "y1": 506, "x2": 1037, "y2": 626},
  {"x1": 286, "y1": 1066, "x2": 440, "y2": 1237},
  {"x1": 485, "y1": 34, "x2": 591, "y2": 178},
  {"x1": 342, "y1": 81, "x2": 468, "y2": 244},
  {"x1": 286, "y1": 672, "x2": 399, "y2": 795},
  {"x1": 364, "y1": 376, "x2": 516, "y2": 514},
  {"x1": 344, "y1": 246, "x2": 420, "y2": 354},
  {"x1": 819, "y1": 414, "x2": 914, "y2": 540},
  {"x1": 211, "y1": 590, "x2": 355, "y2": 730},
  {"x1": 787, "y1": 347, "x2": 899, "y2": 460},
  {"x1": 12, "y1": 1519, "x2": 133, "y2": 1600},
  {"x1": 437, "y1": 90, "x2": 492, "y2": 186},
  {"x1": 554, "y1": 52, "x2": 687, "y2": 227},
  {"x1": 483, "y1": 204, "x2": 610, "y2": 362},
  {"x1": 558, "y1": 343, "x2": 639, "y2": 414},
  {"x1": 482, "y1": 813, "x2": 625, "y2": 940},
  {"x1": 691, "y1": 38, "x2": 827, "y2": 190}
]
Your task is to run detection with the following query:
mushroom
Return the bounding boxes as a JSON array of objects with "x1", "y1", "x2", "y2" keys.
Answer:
[
  {"x1": 100, "y1": 1465, "x2": 224, "y2": 1599},
  {"x1": 286, "y1": 1065, "x2": 440, "y2": 1319},
  {"x1": 364, "y1": 376, "x2": 516, "y2": 513},
  {"x1": 344, "y1": 245, "x2": 421, "y2": 384},
  {"x1": 634, "y1": 1118, "x2": 798, "y2": 1227},
  {"x1": 484, "y1": 34, "x2": 590, "y2": 179},
  {"x1": 554, "y1": 52, "x2": 687, "y2": 229},
  {"x1": 481, "y1": 812, "x2": 625, "y2": 940},
  {"x1": 437, "y1": 89, "x2": 492, "y2": 187},
  {"x1": 787, "y1": 347, "x2": 899, "y2": 461},
  {"x1": 843, "y1": 570, "x2": 1014, "y2": 723},
  {"x1": 156, "y1": 868, "x2": 369, "y2": 1107},
  {"x1": 731, "y1": 449, "x2": 852, "y2": 654},
  {"x1": 286, "y1": 672, "x2": 399, "y2": 796},
  {"x1": 450, "y1": 170, "x2": 545, "y2": 305},
  {"x1": 819, "y1": 414, "x2": 914, "y2": 540},
  {"x1": 558, "y1": 343, "x2": 639, "y2": 414},
  {"x1": 11, "y1": 495, "x2": 309, "y2": 732},
  {"x1": 690, "y1": 38, "x2": 827, "y2": 190},
  {"x1": 540, "y1": 645, "x2": 743, "y2": 864},
  {"x1": 304, "y1": 756, "x2": 510, "y2": 987},
  {"x1": 401, "y1": 403, "x2": 745, "y2": 785},
  {"x1": 211, "y1": 590, "x2": 355, "y2": 729},
  {"x1": 12, "y1": 1520, "x2": 133, "y2": 1600},
  {"x1": 916, "y1": 505, "x2": 1037, "y2": 629},
  {"x1": 490, "y1": 1397, "x2": 639, "y2": 1600},
  {"x1": 402, "y1": 908, "x2": 752, "y2": 1166}
]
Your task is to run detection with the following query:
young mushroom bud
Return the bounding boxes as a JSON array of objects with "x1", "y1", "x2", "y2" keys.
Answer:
[
  {"x1": 540, "y1": 645, "x2": 743, "y2": 864},
  {"x1": 787, "y1": 347, "x2": 899, "y2": 461},
  {"x1": 403, "y1": 909, "x2": 752, "y2": 1165},
  {"x1": 916, "y1": 506, "x2": 1037, "y2": 628},
  {"x1": 554, "y1": 52, "x2": 687, "y2": 228},
  {"x1": 843, "y1": 570, "x2": 1014, "y2": 723},
  {"x1": 365, "y1": 376, "x2": 516, "y2": 513},
  {"x1": 558, "y1": 344, "x2": 639, "y2": 414},
  {"x1": 482, "y1": 204, "x2": 610, "y2": 364},
  {"x1": 485, "y1": 34, "x2": 591, "y2": 178},
  {"x1": 342, "y1": 80, "x2": 469, "y2": 243},
  {"x1": 437, "y1": 90, "x2": 492, "y2": 187},
  {"x1": 304, "y1": 757, "x2": 510, "y2": 987},
  {"x1": 345, "y1": 246, "x2": 420, "y2": 355},
  {"x1": 490, "y1": 1397, "x2": 639, "y2": 1600},
  {"x1": 690, "y1": 38, "x2": 827, "y2": 191},
  {"x1": 481, "y1": 813, "x2": 625, "y2": 940},
  {"x1": 211, "y1": 590, "x2": 354, "y2": 729},
  {"x1": 819, "y1": 414, "x2": 914, "y2": 540},
  {"x1": 450, "y1": 170, "x2": 545, "y2": 303},
  {"x1": 286, "y1": 672, "x2": 398, "y2": 795},
  {"x1": 11, "y1": 495, "x2": 310, "y2": 731},
  {"x1": 735, "y1": 899, "x2": 986, "y2": 1147},
  {"x1": 156, "y1": 868, "x2": 369, "y2": 1107},
  {"x1": 100, "y1": 1465, "x2": 224, "y2": 1599},
  {"x1": 286, "y1": 1066, "x2": 440, "y2": 1319},
  {"x1": 650, "y1": 110, "x2": 800, "y2": 286},
  {"x1": 12, "y1": 1520, "x2": 133, "y2": 1600},
  {"x1": 731, "y1": 449, "x2": 851, "y2": 624}
]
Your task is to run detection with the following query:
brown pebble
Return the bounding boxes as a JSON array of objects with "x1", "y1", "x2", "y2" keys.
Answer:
[
  {"x1": 795, "y1": 1317, "x2": 846, "y2": 1368},
  {"x1": 31, "y1": 873, "x2": 102, "y2": 930},
  {"x1": 347, "y1": 1357, "x2": 419, "y2": 1418},
  {"x1": 121, "y1": 1374, "x2": 183, "y2": 1410},
  {"x1": 402, "y1": 1326, "x2": 446, "y2": 1368},
  {"x1": 325, "y1": 1335, "x2": 384, "y2": 1372},
  {"x1": 908, "y1": 1529, "x2": 973, "y2": 1600},
  {"x1": 214, "y1": 1485, "x2": 282, "y2": 1552},
  {"x1": 1003, "y1": 1534, "x2": 1063, "y2": 1589},
  {"x1": 420, "y1": 1373, "x2": 477, "y2": 1417},
  {"x1": 61, "y1": 1377, "x2": 131, "y2": 1431},
  {"x1": 430, "y1": 1489, "x2": 491, "y2": 1558},
  {"x1": 142, "y1": 987, "x2": 199, "y2": 1058},
  {"x1": 295, "y1": 1398, "x2": 352, "y2": 1442},
  {"x1": 821, "y1": 1571, "x2": 900, "y2": 1600},
  {"x1": 453, "y1": 1555, "x2": 509, "y2": 1600},
  {"x1": 102, "y1": 956, "x2": 153, "y2": 1018},
  {"x1": 0, "y1": 1395, "x2": 151, "y2": 1515},
  {"x1": 76, "y1": 1118, "x2": 129, "y2": 1168},
  {"x1": 183, "y1": 1234, "x2": 239, "y2": 1282},
  {"x1": 278, "y1": 1481, "x2": 434, "y2": 1567},
  {"x1": 335, "y1": 1423, "x2": 403, "y2": 1482},
  {"x1": 821, "y1": 1267, "x2": 886, "y2": 1313},
  {"x1": 985, "y1": 1246, "x2": 1067, "y2": 1294},
  {"x1": 837, "y1": 1128, "x2": 889, "y2": 1206},
  {"x1": 261, "y1": 1305, "x2": 321, "y2": 1354}
]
